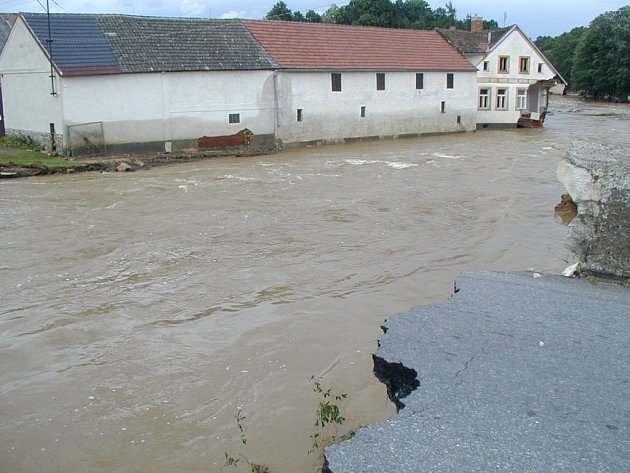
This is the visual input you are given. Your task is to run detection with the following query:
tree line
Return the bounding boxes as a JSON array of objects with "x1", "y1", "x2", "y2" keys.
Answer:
[
  {"x1": 265, "y1": 0, "x2": 498, "y2": 30},
  {"x1": 535, "y1": 6, "x2": 629, "y2": 101}
]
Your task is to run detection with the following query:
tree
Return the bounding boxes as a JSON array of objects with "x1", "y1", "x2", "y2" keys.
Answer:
[
  {"x1": 265, "y1": 1, "x2": 293, "y2": 20},
  {"x1": 305, "y1": 9, "x2": 322, "y2": 23},
  {"x1": 535, "y1": 27, "x2": 586, "y2": 89},
  {"x1": 338, "y1": 0, "x2": 398, "y2": 27},
  {"x1": 322, "y1": 4, "x2": 341, "y2": 23},
  {"x1": 572, "y1": 6, "x2": 630, "y2": 100}
]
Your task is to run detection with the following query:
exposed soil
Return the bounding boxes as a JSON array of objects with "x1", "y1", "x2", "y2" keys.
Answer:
[{"x1": 0, "y1": 146, "x2": 273, "y2": 179}]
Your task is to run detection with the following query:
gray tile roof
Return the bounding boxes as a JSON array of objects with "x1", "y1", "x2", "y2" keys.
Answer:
[
  {"x1": 96, "y1": 16, "x2": 278, "y2": 73},
  {"x1": 23, "y1": 13, "x2": 119, "y2": 75},
  {"x1": 437, "y1": 27, "x2": 511, "y2": 55},
  {"x1": 0, "y1": 13, "x2": 17, "y2": 53},
  {"x1": 20, "y1": 13, "x2": 278, "y2": 76}
]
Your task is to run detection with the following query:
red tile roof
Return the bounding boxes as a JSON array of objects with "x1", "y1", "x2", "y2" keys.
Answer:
[{"x1": 243, "y1": 20, "x2": 476, "y2": 71}]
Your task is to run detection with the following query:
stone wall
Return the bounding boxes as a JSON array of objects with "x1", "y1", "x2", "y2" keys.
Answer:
[{"x1": 557, "y1": 139, "x2": 630, "y2": 279}]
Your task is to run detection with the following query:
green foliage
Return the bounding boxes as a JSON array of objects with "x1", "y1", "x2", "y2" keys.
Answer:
[
  {"x1": 0, "y1": 134, "x2": 40, "y2": 151},
  {"x1": 266, "y1": 0, "x2": 499, "y2": 30},
  {"x1": 535, "y1": 27, "x2": 586, "y2": 87},
  {"x1": 0, "y1": 151, "x2": 73, "y2": 170},
  {"x1": 538, "y1": 6, "x2": 630, "y2": 101},
  {"x1": 586, "y1": 275, "x2": 598, "y2": 285},
  {"x1": 308, "y1": 376, "x2": 348, "y2": 456}
]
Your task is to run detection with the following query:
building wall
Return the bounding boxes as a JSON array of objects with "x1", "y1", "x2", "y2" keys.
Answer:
[
  {"x1": 0, "y1": 17, "x2": 63, "y2": 145},
  {"x1": 473, "y1": 29, "x2": 556, "y2": 126},
  {"x1": 275, "y1": 70, "x2": 477, "y2": 145},
  {"x1": 61, "y1": 70, "x2": 277, "y2": 152}
]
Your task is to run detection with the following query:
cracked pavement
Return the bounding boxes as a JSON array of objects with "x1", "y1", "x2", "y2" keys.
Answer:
[{"x1": 325, "y1": 272, "x2": 630, "y2": 472}]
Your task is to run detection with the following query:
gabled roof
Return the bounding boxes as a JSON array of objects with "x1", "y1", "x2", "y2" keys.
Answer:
[
  {"x1": 0, "y1": 13, "x2": 17, "y2": 54},
  {"x1": 437, "y1": 26, "x2": 512, "y2": 55},
  {"x1": 243, "y1": 20, "x2": 477, "y2": 71},
  {"x1": 438, "y1": 25, "x2": 567, "y2": 85},
  {"x1": 20, "y1": 13, "x2": 278, "y2": 76}
]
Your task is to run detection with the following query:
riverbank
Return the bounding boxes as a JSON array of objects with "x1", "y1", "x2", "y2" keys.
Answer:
[{"x1": 0, "y1": 146, "x2": 271, "y2": 178}]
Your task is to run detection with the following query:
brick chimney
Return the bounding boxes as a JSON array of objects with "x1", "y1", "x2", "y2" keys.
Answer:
[{"x1": 471, "y1": 15, "x2": 484, "y2": 32}]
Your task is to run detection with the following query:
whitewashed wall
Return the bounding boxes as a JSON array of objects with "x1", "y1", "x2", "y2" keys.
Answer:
[
  {"x1": 275, "y1": 70, "x2": 477, "y2": 145},
  {"x1": 0, "y1": 18, "x2": 63, "y2": 139},
  {"x1": 62, "y1": 70, "x2": 277, "y2": 149},
  {"x1": 473, "y1": 28, "x2": 556, "y2": 126}
]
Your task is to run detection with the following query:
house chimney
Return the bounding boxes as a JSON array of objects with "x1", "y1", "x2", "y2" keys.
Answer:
[{"x1": 471, "y1": 15, "x2": 484, "y2": 32}]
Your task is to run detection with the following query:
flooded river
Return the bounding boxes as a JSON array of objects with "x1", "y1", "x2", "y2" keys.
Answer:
[{"x1": 1, "y1": 96, "x2": 628, "y2": 472}]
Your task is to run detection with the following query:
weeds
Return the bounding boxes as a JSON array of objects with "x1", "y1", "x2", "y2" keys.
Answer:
[
  {"x1": 308, "y1": 376, "x2": 348, "y2": 456},
  {"x1": 222, "y1": 409, "x2": 270, "y2": 473},
  {"x1": 0, "y1": 134, "x2": 40, "y2": 151},
  {"x1": 222, "y1": 376, "x2": 349, "y2": 473}
]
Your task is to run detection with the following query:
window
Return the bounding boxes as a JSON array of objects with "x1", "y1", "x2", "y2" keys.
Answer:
[
  {"x1": 483, "y1": 61, "x2": 489, "y2": 71},
  {"x1": 496, "y1": 88, "x2": 508, "y2": 110},
  {"x1": 376, "y1": 73, "x2": 385, "y2": 90},
  {"x1": 516, "y1": 89, "x2": 527, "y2": 110},
  {"x1": 440, "y1": 101, "x2": 446, "y2": 113},
  {"x1": 537, "y1": 63, "x2": 544, "y2": 73},
  {"x1": 297, "y1": 109, "x2": 303, "y2": 122},
  {"x1": 519, "y1": 56, "x2": 530, "y2": 73},
  {"x1": 498, "y1": 56, "x2": 509, "y2": 73},
  {"x1": 228, "y1": 113, "x2": 240, "y2": 124},
  {"x1": 360, "y1": 106, "x2": 366, "y2": 118},
  {"x1": 457, "y1": 115, "x2": 461, "y2": 124},
  {"x1": 416, "y1": 72, "x2": 424, "y2": 90},
  {"x1": 446, "y1": 73, "x2": 454, "y2": 89},
  {"x1": 331, "y1": 73, "x2": 342, "y2": 92},
  {"x1": 479, "y1": 88, "x2": 490, "y2": 110}
]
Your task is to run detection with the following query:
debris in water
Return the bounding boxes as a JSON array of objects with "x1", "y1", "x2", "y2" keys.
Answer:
[{"x1": 562, "y1": 262, "x2": 581, "y2": 277}]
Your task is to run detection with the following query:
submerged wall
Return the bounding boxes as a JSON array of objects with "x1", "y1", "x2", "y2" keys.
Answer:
[{"x1": 557, "y1": 139, "x2": 630, "y2": 279}]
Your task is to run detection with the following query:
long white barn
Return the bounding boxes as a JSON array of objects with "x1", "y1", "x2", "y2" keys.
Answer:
[{"x1": 0, "y1": 14, "x2": 478, "y2": 155}]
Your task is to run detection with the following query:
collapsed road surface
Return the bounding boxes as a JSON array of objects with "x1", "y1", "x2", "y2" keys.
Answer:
[{"x1": 324, "y1": 271, "x2": 630, "y2": 473}]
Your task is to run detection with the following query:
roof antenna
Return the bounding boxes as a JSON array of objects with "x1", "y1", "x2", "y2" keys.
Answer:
[
  {"x1": 503, "y1": 12, "x2": 507, "y2": 27},
  {"x1": 45, "y1": 0, "x2": 57, "y2": 96}
]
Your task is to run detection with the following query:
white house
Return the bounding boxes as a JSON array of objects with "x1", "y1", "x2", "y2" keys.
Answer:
[
  {"x1": 0, "y1": 13, "x2": 478, "y2": 155},
  {"x1": 244, "y1": 20, "x2": 478, "y2": 146},
  {"x1": 439, "y1": 16, "x2": 567, "y2": 128}
]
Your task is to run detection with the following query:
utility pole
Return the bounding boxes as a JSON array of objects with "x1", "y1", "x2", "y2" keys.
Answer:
[{"x1": 45, "y1": 0, "x2": 56, "y2": 96}]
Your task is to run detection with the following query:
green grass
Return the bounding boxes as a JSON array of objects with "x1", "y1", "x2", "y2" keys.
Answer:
[{"x1": 0, "y1": 150, "x2": 74, "y2": 170}]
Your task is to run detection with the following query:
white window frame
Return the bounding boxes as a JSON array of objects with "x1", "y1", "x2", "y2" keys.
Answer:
[
  {"x1": 516, "y1": 88, "x2": 527, "y2": 110},
  {"x1": 479, "y1": 88, "x2": 490, "y2": 110},
  {"x1": 496, "y1": 88, "x2": 508, "y2": 110}
]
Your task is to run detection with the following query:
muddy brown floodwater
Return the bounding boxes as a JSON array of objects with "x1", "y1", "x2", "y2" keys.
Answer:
[{"x1": 1, "y1": 96, "x2": 629, "y2": 472}]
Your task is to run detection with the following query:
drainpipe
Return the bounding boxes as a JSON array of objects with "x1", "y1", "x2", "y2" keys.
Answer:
[{"x1": 273, "y1": 71, "x2": 280, "y2": 130}]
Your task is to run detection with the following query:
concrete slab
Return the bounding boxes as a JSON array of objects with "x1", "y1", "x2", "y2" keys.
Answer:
[{"x1": 325, "y1": 272, "x2": 630, "y2": 472}]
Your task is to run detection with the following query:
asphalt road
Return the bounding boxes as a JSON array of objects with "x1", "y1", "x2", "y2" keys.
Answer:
[{"x1": 325, "y1": 272, "x2": 630, "y2": 472}]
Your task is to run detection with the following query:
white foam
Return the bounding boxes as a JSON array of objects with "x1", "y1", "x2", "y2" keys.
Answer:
[{"x1": 432, "y1": 153, "x2": 463, "y2": 159}]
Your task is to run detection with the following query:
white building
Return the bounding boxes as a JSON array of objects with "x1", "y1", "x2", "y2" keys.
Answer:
[
  {"x1": 439, "y1": 16, "x2": 567, "y2": 128},
  {"x1": 0, "y1": 14, "x2": 478, "y2": 155}
]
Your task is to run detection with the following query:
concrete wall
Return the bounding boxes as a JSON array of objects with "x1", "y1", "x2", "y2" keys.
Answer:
[
  {"x1": 0, "y1": 17, "x2": 63, "y2": 145},
  {"x1": 275, "y1": 70, "x2": 477, "y2": 145},
  {"x1": 473, "y1": 28, "x2": 557, "y2": 126},
  {"x1": 557, "y1": 139, "x2": 630, "y2": 279}
]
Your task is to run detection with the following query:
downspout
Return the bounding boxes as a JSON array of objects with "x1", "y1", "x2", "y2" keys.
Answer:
[{"x1": 272, "y1": 71, "x2": 280, "y2": 146}]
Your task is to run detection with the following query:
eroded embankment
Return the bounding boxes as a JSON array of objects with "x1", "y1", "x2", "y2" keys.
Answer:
[{"x1": 324, "y1": 272, "x2": 630, "y2": 473}]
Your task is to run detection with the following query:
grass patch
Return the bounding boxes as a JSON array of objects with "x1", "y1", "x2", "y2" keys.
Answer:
[{"x1": 0, "y1": 150, "x2": 74, "y2": 170}]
